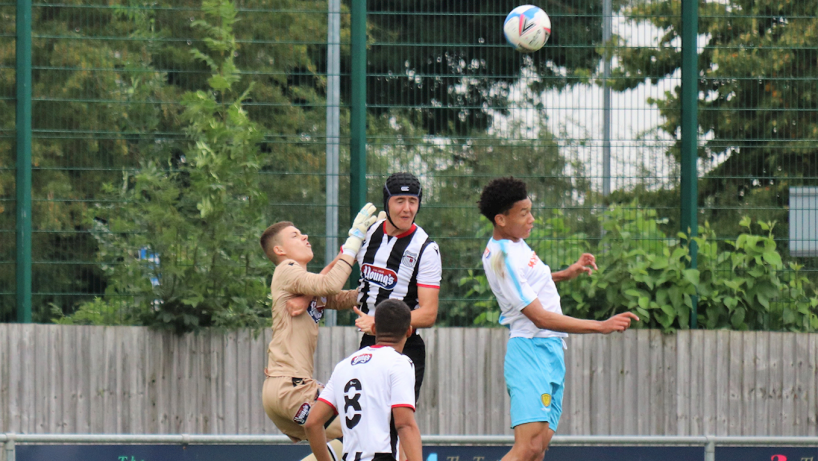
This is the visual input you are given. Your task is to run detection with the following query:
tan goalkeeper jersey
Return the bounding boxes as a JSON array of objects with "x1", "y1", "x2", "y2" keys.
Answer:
[{"x1": 265, "y1": 259, "x2": 358, "y2": 378}]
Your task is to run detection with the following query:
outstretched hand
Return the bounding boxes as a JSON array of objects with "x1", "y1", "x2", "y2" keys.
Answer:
[
  {"x1": 353, "y1": 306, "x2": 375, "y2": 335},
  {"x1": 566, "y1": 253, "x2": 598, "y2": 279},
  {"x1": 599, "y1": 312, "x2": 640, "y2": 334}
]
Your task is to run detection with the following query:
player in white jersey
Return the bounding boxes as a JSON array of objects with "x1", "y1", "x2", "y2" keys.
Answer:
[
  {"x1": 305, "y1": 299, "x2": 422, "y2": 461},
  {"x1": 478, "y1": 177, "x2": 639, "y2": 461}
]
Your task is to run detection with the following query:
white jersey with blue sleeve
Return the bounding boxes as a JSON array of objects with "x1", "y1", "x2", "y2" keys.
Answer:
[{"x1": 481, "y1": 238, "x2": 568, "y2": 340}]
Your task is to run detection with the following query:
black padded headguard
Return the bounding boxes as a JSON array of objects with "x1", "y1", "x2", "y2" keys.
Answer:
[{"x1": 383, "y1": 172, "x2": 422, "y2": 228}]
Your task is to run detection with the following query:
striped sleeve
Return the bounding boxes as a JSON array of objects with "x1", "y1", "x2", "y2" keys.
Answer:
[{"x1": 415, "y1": 241, "x2": 441, "y2": 288}]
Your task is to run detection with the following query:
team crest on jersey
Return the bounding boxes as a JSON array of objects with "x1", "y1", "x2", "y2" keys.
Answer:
[
  {"x1": 401, "y1": 250, "x2": 418, "y2": 269},
  {"x1": 293, "y1": 402, "x2": 311, "y2": 425},
  {"x1": 307, "y1": 299, "x2": 324, "y2": 323},
  {"x1": 351, "y1": 353, "x2": 372, "y2": 366},
  {"x1": 361, "y1": 264, "x2": 398, "y2": 289},
  {"x1": 483, "y1": 248, "x2": 491, "y2": 259}
]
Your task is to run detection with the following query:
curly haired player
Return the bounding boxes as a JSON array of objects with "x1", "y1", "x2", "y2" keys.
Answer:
[{"x1": 478, "y1": 177, "x2": 639, "y2": 461}]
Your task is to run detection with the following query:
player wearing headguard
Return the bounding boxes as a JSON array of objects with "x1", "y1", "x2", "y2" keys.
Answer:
[
  {"x1": 351, "y1": 172, "x2": 442, "y2": 403},
  {"x1": 478, "y1": 177, "x2": 639, "y2": 461}
]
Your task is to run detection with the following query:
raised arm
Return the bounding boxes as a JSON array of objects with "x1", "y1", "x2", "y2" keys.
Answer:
[
  {"x1": 281, "y1": 203, "x2": 378, "y2": 297},
  {"x1": 552, "y1": 253, "x2": 597, "y2": 283},
  {"x1": 278, "y1": 259, "x2": 353, "y2": 298}
]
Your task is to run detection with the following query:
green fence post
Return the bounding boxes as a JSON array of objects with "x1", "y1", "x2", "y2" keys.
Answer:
[
  {"x1": 16, "y1": 0, "x2": 33, "y2": 323},
  {"x1": 350, "y1": 0, "x2": 367, "y2": 219},
  {"x1": 681, "y1": 0, "x2": 698, "y2": 329},
  {"x1": 349, "y1": 0, "x2": 367, "y2": 291}
]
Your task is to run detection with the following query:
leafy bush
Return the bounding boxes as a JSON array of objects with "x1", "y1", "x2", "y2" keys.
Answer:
[
  {"x1": 60, "y1": 0, "x2": 271, "y2": 333},
  {"x1": 694, "y1": 218, "x2": 818, "y2": 331},
  {"x1": 463, "y1": 204, "x2": 818, "y2": 332}
]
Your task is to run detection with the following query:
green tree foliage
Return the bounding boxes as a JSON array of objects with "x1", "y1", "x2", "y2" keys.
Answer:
[
  {"x1": 0, "y1": 0, "x2": 603, "y2": 326},
  {"x1": 0, "y1": 5, "x2": 15, "y2": 314},
  {"x1": 610, "y1": 0, "x2": 818, "y2": 228},
  {"x1": 364, "y1": 0, "x2": 627, "y2": 135},
  {"x1": 0, "y1": 0, "x2": 340, "y2": 320},
  {"x1": 463, "y1": 206, "x2": 818, "y2": 332},
  {"x1": 0, "y1": 0, "x2": 180, "y2": 319},
  {"x1": 64, "y1": 0, "x2": 270, "y2": 333}
]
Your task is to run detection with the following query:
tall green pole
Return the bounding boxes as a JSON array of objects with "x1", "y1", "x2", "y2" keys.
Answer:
[
  {"x1": 681, "y1": 0, "x2": 698, "y2": 329},
  {"x1": 16, "y1": 0, "x2": 33, "y2": 323},
  {"x1": 348, "y1": 0, "x2": 366, "y2": 290},
  {"x1": 350, "y1": 0, "x2": 367, "y2": 220}
]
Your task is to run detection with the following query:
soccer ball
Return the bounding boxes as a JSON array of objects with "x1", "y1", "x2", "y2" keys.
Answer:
[{"x1": 503, "y1": 5, "x2": 551, "y2": 53}]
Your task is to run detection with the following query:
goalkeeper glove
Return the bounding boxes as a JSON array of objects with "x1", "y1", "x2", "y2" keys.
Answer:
[{"x1": 342, "y1": 203, "x2": 378, "y2": 256}]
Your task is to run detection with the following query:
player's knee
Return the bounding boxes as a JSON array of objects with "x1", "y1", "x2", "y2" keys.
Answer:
[{"x1": 518, "y1": 438, "x2": 546, "y2": 461}]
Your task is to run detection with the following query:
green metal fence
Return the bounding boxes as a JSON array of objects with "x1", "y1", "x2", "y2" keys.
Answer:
[
  {"x1": 2, "y1": 0, "x2": 817, "y2": 328},
  {"x1": 1, "y1": 2, "x2": 17, "y2": 321}
]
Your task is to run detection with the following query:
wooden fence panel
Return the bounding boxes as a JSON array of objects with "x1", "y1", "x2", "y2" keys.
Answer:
[{"x1": 1, "y1": 325, "x2": 817, "y2": 436}]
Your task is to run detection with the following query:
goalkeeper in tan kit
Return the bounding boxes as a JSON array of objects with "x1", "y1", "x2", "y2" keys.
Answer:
[{"x1": 260, "y1": 203, "x2": 380, "y2": 461}]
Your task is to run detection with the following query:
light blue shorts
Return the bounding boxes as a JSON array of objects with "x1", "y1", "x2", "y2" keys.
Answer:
[{"x1": 505, "y1": 336, "x2": 566, "y2": 431}]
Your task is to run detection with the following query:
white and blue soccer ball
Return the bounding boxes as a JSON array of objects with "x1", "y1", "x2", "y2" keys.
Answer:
[{"x1": 503, "y1": 5, "x2": 551, "y2": 53}]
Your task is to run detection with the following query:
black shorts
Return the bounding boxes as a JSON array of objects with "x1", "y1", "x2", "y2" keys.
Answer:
[{"x1": 359, "y1": 333, "x2": 425, "y2": 402}]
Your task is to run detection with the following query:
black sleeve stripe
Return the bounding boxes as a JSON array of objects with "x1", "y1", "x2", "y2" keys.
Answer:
[{"x1": 405, "y1": 238, "x2": 433, "y2": 308}]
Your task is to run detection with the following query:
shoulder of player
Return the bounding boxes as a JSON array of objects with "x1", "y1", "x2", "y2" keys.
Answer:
[
  {"x1": 374, "y1": 345, "x2": 411, "y2": 361},
  {"x1": 367, "y1": 219, "x2": 386, "y2": 237},
  {"x1": 394, "y1": 352, "x2": 415, "y2": 369},
  {"x1": 411, "y1": 223, "x2": 430, "y2": 239},
  {"x1": 272, "y1": 259, "x2": 304, "y2": 277},
  {"x1": 419, "y1": 238, "x2": 439, "y2": 257},
  {"x1": 485, "y1": 239, "x2": 528, "y2": 270}
]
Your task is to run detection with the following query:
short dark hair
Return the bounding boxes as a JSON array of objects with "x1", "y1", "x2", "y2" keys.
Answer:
[
  {"x1": 260, "y1": 221, "x2": 294, "y2": 265},
  {"x1": 374, "y1": 299, "x2": 412, "y2": 341},
  {"x1": 477, "y1": 177, "x2": 529, "y2": 224}
]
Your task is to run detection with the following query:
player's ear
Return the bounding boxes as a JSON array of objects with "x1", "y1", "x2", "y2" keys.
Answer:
[
  {"x1": 273, "y1": 244, "x2": 286, "y2": 259},
  {"x1": 370, "y1": 324, "x2": 378, "y2": 336},
  {"x1": 405, "y1": 326, "x2": 413, "y2": 338},
  {"x1": 494, "y1": 213, "x2": 506, "y2": 227}
]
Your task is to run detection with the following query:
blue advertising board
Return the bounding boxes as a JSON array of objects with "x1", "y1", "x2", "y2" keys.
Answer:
[
  {"x1": 20, "y1": 444, "x2": 818, "y2": 460},
  {"x1": 16, "y1": 444, "x2": 705, "y2": 461},
  {"x1": 715, "y1": 447, "x2": 818, "y2": 461},
  {"x1": 423, "y1": 445, "x2": 703, "y2": 461}
]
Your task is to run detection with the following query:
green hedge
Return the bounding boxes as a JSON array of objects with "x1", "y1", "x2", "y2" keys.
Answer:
[{"x1": 462, "y1": 204, "x2": 818, "y2": 332}]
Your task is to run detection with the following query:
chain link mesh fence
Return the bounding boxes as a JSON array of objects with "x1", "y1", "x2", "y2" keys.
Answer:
[{"x1": 1, "y1": 0, "x2": 816, "y2": 328}]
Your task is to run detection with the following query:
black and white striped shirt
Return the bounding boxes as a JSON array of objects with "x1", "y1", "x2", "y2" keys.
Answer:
[{"x1": 355, "y1": 220, "x2": 441, "y2": 314}]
